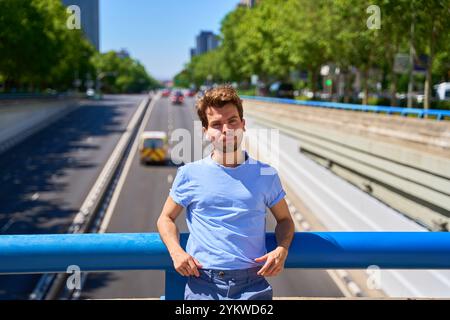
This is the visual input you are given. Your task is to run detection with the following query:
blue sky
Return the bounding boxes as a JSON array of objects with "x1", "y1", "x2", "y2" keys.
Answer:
[{"x1": 100, "y1": 0, "x2": 239, "y2": 81}]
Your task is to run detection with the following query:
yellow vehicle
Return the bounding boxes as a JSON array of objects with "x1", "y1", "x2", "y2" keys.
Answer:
[{"x1": 139, "y1": 131, "x2": 169, "y2": 164}]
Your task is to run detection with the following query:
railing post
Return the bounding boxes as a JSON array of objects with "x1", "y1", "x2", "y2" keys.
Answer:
[
  {"x1": 162, "y1": 233, "x2": 189, "y2": 300},
  {"x1": 164, "y1": 269, "x2": 187, "y2": 300}
]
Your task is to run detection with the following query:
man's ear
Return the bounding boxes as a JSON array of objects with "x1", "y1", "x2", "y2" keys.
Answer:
[{"x1": 242, "y1": 118, "x2": 246, "y2": 132}]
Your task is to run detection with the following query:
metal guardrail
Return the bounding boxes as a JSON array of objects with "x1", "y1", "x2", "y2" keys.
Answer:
[
  {"x1": 241, "y1": 96, "x2": 450, "y2": 120},
  {"x1": 1, "y1": 232, "x2": 450, "y2": 300}
]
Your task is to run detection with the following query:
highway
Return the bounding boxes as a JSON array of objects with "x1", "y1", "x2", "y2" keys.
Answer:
[
  {"x1": 0, "y1": 95, "x2": 144, "y2": 299},
  {"x1": 0, "y1": 93, "x2": 354, "y2": 299},
  {"x1": 2, "y1": 92, "x2": 448, "y2": 299}
]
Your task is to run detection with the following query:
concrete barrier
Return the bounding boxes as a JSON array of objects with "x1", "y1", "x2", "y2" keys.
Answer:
[
  {"x1": 0, "y1": 98, "x2": 79, "y2": 154},
  {"x1": 243, "y1": 99, "x2": 450, "y2": 231}
]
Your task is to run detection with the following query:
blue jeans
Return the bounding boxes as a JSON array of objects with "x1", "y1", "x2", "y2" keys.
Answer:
[{"x1": 184, "y1": 266, "x2": 273, "y2": 300}]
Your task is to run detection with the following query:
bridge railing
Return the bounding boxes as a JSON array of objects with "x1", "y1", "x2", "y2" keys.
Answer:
[
  {"x1": 241, "y1": 96, "x2": 450, "y2": 120},
  {"x1": 1, "y1": 232, "x2": 450, "y2": 300}
]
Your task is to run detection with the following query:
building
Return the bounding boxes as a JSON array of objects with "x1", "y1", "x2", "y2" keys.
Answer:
[
  {"x1": 190, "y1": 48, "x2": 196, "y2": 59},
  {"x1": 238, "y1": 0, "x2": 259, "y2": 8},
  {"x1": 62, "y1": 0, "x2": 100, "y2": 50},
  {"x1": 117, "y1": 49, "x2": 130, "y2": 60},
  {"x1": 191, "y1": 31, "x2": 219, "y2": 57}
]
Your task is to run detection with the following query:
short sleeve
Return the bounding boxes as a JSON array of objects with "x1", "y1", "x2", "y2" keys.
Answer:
[
  {"x1": 169, "y1": 166, "x2": 191, "y2": 208},
  {"x1": 265, "y1": 171, "x2": 286, "y2": 208}
]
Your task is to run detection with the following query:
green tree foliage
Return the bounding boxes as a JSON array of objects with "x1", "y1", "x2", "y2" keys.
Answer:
[
  {"x1": 0, "y1": 0, "x2": 159, "y2": 93},
  {"x1": 91, "y1": 51, "x2": 160, "y2": 93},
  {"x1": 0, "y1": 0, "x2": 71, "y2": 90},
  {"x1": 175, "y1": 0, "x2": 449, "y2": 108}
]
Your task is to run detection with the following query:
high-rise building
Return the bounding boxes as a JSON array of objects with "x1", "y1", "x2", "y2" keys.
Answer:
[
  {"x1": 190, "y1": 48, "x2": 196, "y2": 59},
  {"x1": 192, "y1": 31, "x2": 219, "y2": 57},
  {"x1": 62, "y1": 0, "x2": 100, "y2": 50}
]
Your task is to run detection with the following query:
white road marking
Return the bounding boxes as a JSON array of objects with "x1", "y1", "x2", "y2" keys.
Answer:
[{"x1": 98, "y1": 94, "x2": 160, "y2": 233}]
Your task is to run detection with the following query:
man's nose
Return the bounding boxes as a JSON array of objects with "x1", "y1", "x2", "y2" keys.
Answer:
[{"x1": 222, "y1": 127, "x2": 235, "y2": 136}]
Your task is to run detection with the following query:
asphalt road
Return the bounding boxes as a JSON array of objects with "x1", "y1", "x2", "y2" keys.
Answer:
[
  {"x1": 81, "y1": 95, "x2": 344, "y2": 299},
  {"x1": 0, "y1": 95, "x2": 146, "y2": 299}
]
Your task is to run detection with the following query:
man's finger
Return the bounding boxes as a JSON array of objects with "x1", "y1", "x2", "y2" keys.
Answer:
[
  {"x1": 188, "y1": 259, "x2": 200, "y2": 277},
  {"x1": 264, "y1": 260, "x2": 279, "y2": 276},
  {"x1": 178, "y1": 267, "x2": 189, "y2": 277},
  {"x1": 254, "y1": 254, "x2": 268, "y2": 262},
  {"x1": 184, "y1": 264, "x2": 195, "y2": 276},
  {"x1": 185, "y1": 262, "x2": 198, "y2": 277},
  {"x1": 193, "y1": 258, "x2": 203, "y2": 269},
  {"x1": 257, "y1": 258, "x2": 274, "y2": 275}
]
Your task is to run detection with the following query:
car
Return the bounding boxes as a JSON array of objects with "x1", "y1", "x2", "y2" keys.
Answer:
[
  {"x1": 86, "y1": 88, "x2": 95, "y2": 98},
  {"x1": 171, "y1": 91, "x2": 184, "y2": 104},
  {"x1": 268, "y1": 82, "x2": 295, "y2": 99},
  {"x1": 139, "y1": 131, "x2": 169, "y2": 164},
  {"x1": 162, "y1": 89, "x2": 171, "y2": 97},
  {"x1": 186, "y1": 89, "x2": 197, "y2": 97},
  {"x1": 435, "y1": 82, "x2": 450, "y2": 101}
]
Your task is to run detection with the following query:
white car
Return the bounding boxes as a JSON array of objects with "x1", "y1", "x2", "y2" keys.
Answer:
[
  {"x1": 435, "y1": 82, "x2": 450, "y2": 100},
  {"x1": 86, "y1": 89, "x2": 95, "y2": 97}
]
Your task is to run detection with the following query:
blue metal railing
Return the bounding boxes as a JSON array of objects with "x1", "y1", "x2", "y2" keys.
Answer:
[
  {"x1": 241, "y1": 96, "x2": 450, "y2": 120},
  {"x1": 1, "y1": 232, "x2": 450, "y2": 299}
]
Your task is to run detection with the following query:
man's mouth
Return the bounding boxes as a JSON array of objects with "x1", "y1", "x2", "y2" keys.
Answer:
[{"x1": 222, "y1": 136, "x2": 236, "y2": 142}]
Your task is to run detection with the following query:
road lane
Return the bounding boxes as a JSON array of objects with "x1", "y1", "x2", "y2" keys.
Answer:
[
  {"x1": 0, "y1": 95, "x2": 146, "y2": 299},
  {"x1": 82, "y1": 96, "x2": 183, "y2": 299}
]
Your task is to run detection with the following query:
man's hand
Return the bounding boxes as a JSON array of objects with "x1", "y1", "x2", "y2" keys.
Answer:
[
  {"x1": 254, "y1": 246, "x2": 288, "y2": 277},
  {"x1": 171, "y1": 249, "x2": 203, "y2": 277},
  {"x1": 157, "y1": 197, "x2": 202, "y2": 277}
]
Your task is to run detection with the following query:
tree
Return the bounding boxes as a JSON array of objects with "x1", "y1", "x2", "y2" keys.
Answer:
[
  {"x1": 0, "y1": 0, "x2": 97, "y2": 91},
  {"x1": 220, "y1": 6, "x2": 251, "y2": 82},
  {"x1": 91, "y1": 51, "x2": 160, "y2": 93},
  {"x1": 371, "y1": 0, "x2": 411, "y2": 106},
  {"x1": 0, "y1": 0, "x2": 65, "y2": 89},
  {"x1": 288, "y1": 0, "x2": 333, "y2": 98},
  {"x1": 414, "y1": 0, "x2": 450, "y2": 109}
]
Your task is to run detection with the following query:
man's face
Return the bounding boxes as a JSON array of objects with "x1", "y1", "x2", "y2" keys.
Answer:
[{"x1": 203, "y1": 103, "x2": 246, "y2": 153}]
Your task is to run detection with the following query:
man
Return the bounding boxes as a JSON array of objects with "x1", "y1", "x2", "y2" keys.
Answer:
[{"x1": 157, "y1": 85, "x2": 295, "y2": 300}]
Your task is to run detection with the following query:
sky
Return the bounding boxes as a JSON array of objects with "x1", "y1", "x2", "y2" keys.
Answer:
[{"x1": 100, "y1": 0, "x2": 240, "y2": 81}]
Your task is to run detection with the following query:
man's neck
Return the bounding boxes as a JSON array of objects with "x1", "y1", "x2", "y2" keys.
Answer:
[{"x1": 211, "y1": 149, "x2": 246, "y2": 168}]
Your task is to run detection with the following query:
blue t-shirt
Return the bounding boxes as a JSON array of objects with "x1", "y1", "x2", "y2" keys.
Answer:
[{"x1": 169, "y1": 151, "x2": 286, "y2": 270}]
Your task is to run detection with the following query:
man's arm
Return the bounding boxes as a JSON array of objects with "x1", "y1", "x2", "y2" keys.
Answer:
[
  {"x1": 156, "y1": 196, "x2": 202, "y2": 277},
  {"x1": 255, "y1": 198, "x2": 295, "y2": 277}
]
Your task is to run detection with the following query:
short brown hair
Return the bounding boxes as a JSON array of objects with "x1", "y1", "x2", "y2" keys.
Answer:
[{"x1": 196, "y1": 84, "x2": 243, "y2": 128}]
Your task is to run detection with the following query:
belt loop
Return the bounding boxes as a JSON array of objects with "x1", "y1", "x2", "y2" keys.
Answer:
[
  {"x1": 202, "y1": 269, "x2": 212, "y2": 282},
  {"x1": 209, "y1": 269, "x2": 215, "y2": 282}
]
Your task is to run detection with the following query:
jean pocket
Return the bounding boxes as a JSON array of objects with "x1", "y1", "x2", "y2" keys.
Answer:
[{"x1": 244, "y1": 277, "x2": 273, "y2": 300}]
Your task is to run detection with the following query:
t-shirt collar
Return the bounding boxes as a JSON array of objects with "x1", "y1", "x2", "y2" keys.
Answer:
[{"x1": 206, "y1": 150, "x2": 249, "y2": 169}]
